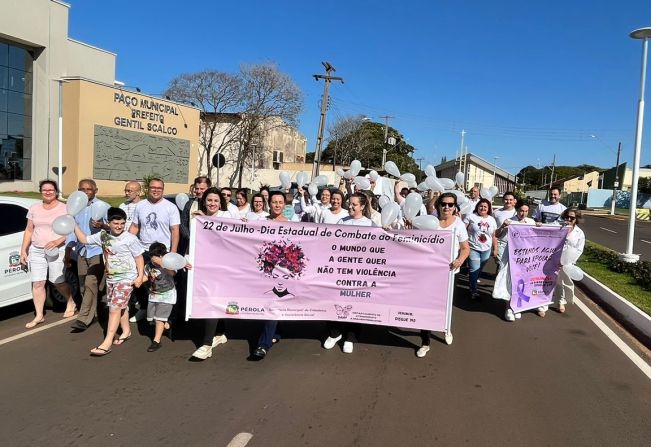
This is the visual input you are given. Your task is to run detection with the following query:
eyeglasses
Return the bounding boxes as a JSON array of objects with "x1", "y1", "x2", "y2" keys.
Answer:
[
  {"x1": 565, "y1": 216, "x2": 577, "y2": 221},
  {"x1": 440, "y1": 202, "x2": 456, "y2": 208},
  {"x1": 149, "y1": 187, "x2": 163, "y2": 191},
  {"x1": 41, "y1": 189, "x2": 56, "y2": 193}
]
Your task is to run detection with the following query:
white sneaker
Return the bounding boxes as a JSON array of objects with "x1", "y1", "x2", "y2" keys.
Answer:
[
  {"x1": 514, "y1": 312, "x2": 522, "y2": 319},
  {"x1": 342, "y1": 341, "x2": 354, "y2": 354},
  {"x1": 211, "y1": 334, "x2": 228, "y2": 348},
  {"x1": 416, "y1": 345, "x2": 430, "y2": 358},
  {"x1": 129, "y1": 309, "x2": 147, "y2": 323},
  {"x1": 192, "y1": 345, "x2": 213, "y2": 360},
  {"x1": 323, "y1": 335, "x2": 342, "y2": 350},
  {"x1": 505, "y1": 308, "x2": 515, "y2": 322}
]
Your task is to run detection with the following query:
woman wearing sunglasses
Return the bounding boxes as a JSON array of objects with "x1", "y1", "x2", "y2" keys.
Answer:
[
  {"x1": 554, "y1": 208, "x2": 584, "y2": 313},
  {"x1": 417, "y1": 192, "x2": 470, "y2": 358}
]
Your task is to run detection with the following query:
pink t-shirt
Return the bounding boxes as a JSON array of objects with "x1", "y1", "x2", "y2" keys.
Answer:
[{"x1": 26, "y1": 201, "x2": 67, "y2": 248}]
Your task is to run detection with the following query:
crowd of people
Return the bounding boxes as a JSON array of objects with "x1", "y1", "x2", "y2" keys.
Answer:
[{"x1": 19, "y1": 175, "x2": 584, "y2": 359}]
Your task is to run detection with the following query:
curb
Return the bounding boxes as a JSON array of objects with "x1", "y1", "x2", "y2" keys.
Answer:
[{"x1": 577, "y1": 273, "x2": 651, "y2": 349}]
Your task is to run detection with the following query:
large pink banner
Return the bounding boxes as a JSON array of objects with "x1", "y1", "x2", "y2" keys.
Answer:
[
  {"x1": 508, "y1": 225, "x2": 567, "y2": 313},
  {"x1": 187, "y1": 216, "x2": 454, "y2": 332}
]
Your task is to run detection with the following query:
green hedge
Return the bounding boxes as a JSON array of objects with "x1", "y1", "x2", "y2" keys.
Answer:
[{"x1": 582, "y1": 241, "x2": 651, "y2": 290}]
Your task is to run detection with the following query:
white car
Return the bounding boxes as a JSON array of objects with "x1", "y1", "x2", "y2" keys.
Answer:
[{"x1": 0, "y1": 196, "x2": 40, "y2": 308}]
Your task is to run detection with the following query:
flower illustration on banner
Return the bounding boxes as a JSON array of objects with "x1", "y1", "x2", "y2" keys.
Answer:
[{"x1": 256, "y1": 239, "x2": 308, "y2": 298}]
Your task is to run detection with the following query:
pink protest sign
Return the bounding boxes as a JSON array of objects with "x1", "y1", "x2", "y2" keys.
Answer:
[
  {"x1": 187, "y1": 216, "x2": 455, "y2": 332},
  {"x1": 508, "y1": 225, "x2": 567, "y2": 313}
]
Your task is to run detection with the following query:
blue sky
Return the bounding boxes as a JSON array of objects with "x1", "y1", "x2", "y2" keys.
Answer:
[{"x1": 68, "y1": 0, "x2": 651, "y2": 175}]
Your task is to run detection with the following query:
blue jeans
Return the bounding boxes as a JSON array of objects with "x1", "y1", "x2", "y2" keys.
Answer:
[
  {"x1": 258, "y1": 320, "x2": 279, "y2": 350},
  {"x1": 468, "y1": 248, "x2": 491, "y2": 294}
]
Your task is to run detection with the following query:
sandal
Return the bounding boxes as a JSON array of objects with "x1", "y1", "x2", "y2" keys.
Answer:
[
  {"x1": 25, "y1": 318, "x2": 45, "y2": 329},
  {"x1": 63, "y1": 307, "x2": 77, "y2": 318},
  {"x1": 113, "y1": 334, "x2": 131, "y2": 345},
  {"x1": 90, "y1": 346, "x2": 112, "y2": 356}
]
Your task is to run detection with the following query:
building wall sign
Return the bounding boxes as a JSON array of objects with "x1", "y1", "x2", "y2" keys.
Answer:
[{"x1": 113, "y1": 92, "x2": 182, "y2": 136}]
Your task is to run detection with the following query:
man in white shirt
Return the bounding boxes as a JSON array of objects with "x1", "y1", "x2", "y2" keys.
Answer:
[
  {"x1": 467, "y1": 186, "x2": 481, "y2": 209},
  {"x1": 533, "y1": 187, "x2": 566, "y2": 225},
  {"x1": 119, "y1": 181, "x2": 142, "y2": 228},
  {"x1": 129, "y1": 178, "x2": 180, "y2": 321}
]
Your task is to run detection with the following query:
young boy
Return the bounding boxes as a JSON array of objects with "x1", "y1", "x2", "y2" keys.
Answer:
[
  {"x1": 142, "y1": 242, "x2": 178, "y2": 352},
  {"x1": 74, "y1": 207, "x2": 144, "y2": 356}
]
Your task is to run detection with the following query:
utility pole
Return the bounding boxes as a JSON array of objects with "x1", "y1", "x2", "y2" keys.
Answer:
[
  {"x1": 312, "y1": 62, "x2": 343, "y2": 178},
  {"x1": 416, "y1": 157, "x2": 424, "y2": 171},
  {"x1": 611, "y1": 142, "x2": 622, "y2": 215},
  {"x1": 380, "y1": 115, "x2": 394, "y2": 167},
  {"x1": 457, "y1": 129, "x2": 466, "y2": 176}
]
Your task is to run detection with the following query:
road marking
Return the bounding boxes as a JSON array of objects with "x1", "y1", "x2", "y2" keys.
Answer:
[
  {"x1": 641, "y1": 240, "x2": 651, "y2": 244},
  {"x1": 0, "y1": 316, "x2": 76, "y2": 347},
  {"x1": 226, "y1": 433, "x2": 253, "y2": 447},
  {"x1": 575, "y1": 298, "x2": 651, "y2": 380},
  {"x1": 599, "y1": 227, "x2": 617, "y2": 233}
]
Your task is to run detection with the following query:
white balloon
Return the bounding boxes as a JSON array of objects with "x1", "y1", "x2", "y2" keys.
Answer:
[
  {"x1": 403, "y1": 192, "x2": 423, "y2": 220},
  {"x1": 445, "y1": 190, "x2": 465, "y2": 203},
  {"x1": 456, "y1": 194, "x2": 467, "y2": 205},
  {"x1": 369, "y1": 170, "x2": 379, "y2": 182},
  {"x1": 90, "y1": 201, "x2": 110, "y2": 221},
  {"x1": 425, "y1": 165, "x2": 437, "y2": 177},
  {"x1": 416, "y1": 182, "x2": 428, "y2": 191},
  {"x1": 66, "y1": 191, "x2": 88, "y2": 216},
  {"x1": 480, "y1": 187, "x2": 491, "y2": 199},
  {"x1": 162, "y1": 252, "x2": 187, "y2": 271},
  {"x1": 384, "y1": 161, "x2": 401, "y2": 178},
  {"x1": 314, "y1": 175, "x2": 328, "y2": 187},
  {"x1": 563, "y1": 264, "x2": 584, "y2": 281},
  {"x1": 45, "y1": 247, "x2": 60, "y2": 258},
  {"x1": 175, "y1": 193, "x2": 190, "y2": 211},
  {"x1": 407, "y1": 180, "x2": 418, "y2": 189},
  {"x1": 425, "y1": 176, "x2": 444, "y2": 192},
  {"x1": 381, "y1": 202, "x2": 400, "y2": 226},
  {"x1": 296, "y1": 172, "x2": 307, "y2": 187},
  {"x1": 353, "y1": 176, "x2": 371, "y2": 190},
  {"x1": 308, "y1": 183, "x2": 319, "y2": 196},
  {"x1": 561, "y1": 247, "x2": 581, "y2": 266},
  {"x1": 343, "y1": 170, "x2": 355, "y2": 179},
  {"x1": 438, "y1": 178, "x2": 455, "y2": 190},
  {"x1": 378, "y1": 195, "x2": 392, "y2": 209},
  {"x1": 460, "y1": 202, "x2": 474, "y2": 215},
  {"x1": 412, "y1": 215, "x2": 440, "y2": 230},
  {"x1": 52, "y1": 214, "x2": 76, "y2": 236},
  {"x1": 350, "y1": 160, "x2": 362, "y2": 176},
  {"x1": 489, "y1": 186, "x2": 499, "y2": 197},
  {"x1": 279, "y1": 171, "x2": 291, "y2": 184},
  {"x1": 336, "y1": 168, "x2": 345, "y2": 177},
  {"x1": 455, "y1": 171, "x2": 465, "y2": 188},
  {"x1": 400, "y1": 173, "x2": 416, "y2": 183},
  {"x1": 281, "y1": 180, "x2": 292, "y2": 191}
]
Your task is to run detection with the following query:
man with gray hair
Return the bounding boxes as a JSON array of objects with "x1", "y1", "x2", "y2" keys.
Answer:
[{"x1": 67, "y1": 179, "x2": 109, "y2": 331}]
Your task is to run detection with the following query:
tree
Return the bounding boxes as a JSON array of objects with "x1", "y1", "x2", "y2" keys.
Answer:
[
  {"x1": 164, "y1": 70, "x2": 242, "y2": 179},
  {"x1": 164, "y1": 63, "x2": 303, "y2": 187},
  {"x1": 516, "y1": 164, "x2": 603, "y2": 190},
  {"x1": 321, "y1": 117, "x2": 422, "y2": 177},
  {"x1": 230, "y1": 63, "x2": 303, "y2": 187}
]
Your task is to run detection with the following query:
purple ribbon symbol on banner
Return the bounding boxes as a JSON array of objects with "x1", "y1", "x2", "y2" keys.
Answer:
[{"x1": 516, "y1": 279, "x2": 531, "y2": 308}]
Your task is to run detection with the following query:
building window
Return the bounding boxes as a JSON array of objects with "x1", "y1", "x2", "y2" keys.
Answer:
[{"x1": 0, "y1": 39, "x2": 33, "y2": 181}]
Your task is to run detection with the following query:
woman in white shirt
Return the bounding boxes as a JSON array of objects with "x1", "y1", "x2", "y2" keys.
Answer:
[
  {"x1": 493, "y1": 199, "x2": 536, "y2": 321},
  {"x1": 319, "y1": 190, "x2": 349, "y2": 224},
  {"x1": 418, "y1": 193, "x2": 470, "y2": 357},
  {"x1": 235, "y1": 188, "x2": 251, "y2": 218},
  {"x1": 554, "y1": 208, "x2": 585, "y2": 313},
  {"x1": 246, "y1": 193, "x2": 270, "y2": 220},
  {"x1": 300, "y1": 187, "x2": 331, "y2": 222},
  {"x1": 465, "y1": 199, "x2": 498, "y2": 300},
  {"x1": 191, "y1": 187, "x2": 237, "y2": 360},
  {"x1": 323, "y1": 193, "x2": 375, "y2": 355}
]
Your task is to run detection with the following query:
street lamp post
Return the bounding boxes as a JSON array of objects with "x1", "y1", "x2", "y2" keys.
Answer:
[{"x1": 622, "y1": 27, "x2": 651, "y2": 263}]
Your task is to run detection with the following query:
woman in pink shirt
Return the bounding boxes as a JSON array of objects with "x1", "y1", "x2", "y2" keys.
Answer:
[{"x1": 20, "y1": 180, "x2": 76, "y2": 328}]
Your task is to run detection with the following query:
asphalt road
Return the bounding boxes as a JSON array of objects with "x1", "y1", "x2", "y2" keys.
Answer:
[
  {"x1": 1, "y1": 272, "x2": 650, "y2": 447},
  {"x1": 581, "y1": 214, "x2": 651, "y2": 260}
]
